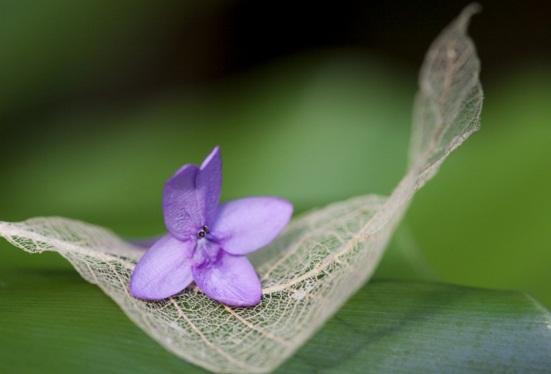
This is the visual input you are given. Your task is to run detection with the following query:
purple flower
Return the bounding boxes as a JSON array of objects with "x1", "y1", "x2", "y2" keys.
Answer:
[{"x1": 130, "y1": 146, "x2": 293, "y2": 307}]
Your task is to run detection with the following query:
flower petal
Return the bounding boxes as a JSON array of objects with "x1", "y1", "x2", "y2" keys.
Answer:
[
  {"x1": 130, "y1": 234, "x2": 194, "y2": 301},
  {"x1": 163, "y1": 164, "x2": 202, "y2": 238},
  {"x1": 192, "y1": 252, "x2": 262, "y2": 307},
  {"x1": 211, "y1": 197, "x2": 293, "y2": 255},
  {"x1": 197, "y1": 146, "x2": 222, "y2": 226},
  {"x1": 163, "y1": 147, "x2": 222, "y2": 239}
]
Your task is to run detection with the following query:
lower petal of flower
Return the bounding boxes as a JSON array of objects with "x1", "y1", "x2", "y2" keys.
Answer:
[
  {"x1": 130, "y1": 234, "x2": 194, "y2": 300},
  {"x1": 192, "y1": 251, "x2": 262, "y2": 307}
]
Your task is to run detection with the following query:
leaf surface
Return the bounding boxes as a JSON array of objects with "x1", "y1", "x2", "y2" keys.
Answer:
[{"x1": 1, "y1": 272, "x2": 550, "y2": 373}]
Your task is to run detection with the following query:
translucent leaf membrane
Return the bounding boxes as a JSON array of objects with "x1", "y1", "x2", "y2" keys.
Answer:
[{"x1": 0, "y1": 5, "x2": 482, "y2": 373}]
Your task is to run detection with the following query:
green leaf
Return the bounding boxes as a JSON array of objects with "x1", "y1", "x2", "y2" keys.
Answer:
[
  {"x1": 282, "y1": 281, "x2": 551, "y2": 373},
  {"x1": 1, "y1": 269, "x2": 549, "y2": 373}
]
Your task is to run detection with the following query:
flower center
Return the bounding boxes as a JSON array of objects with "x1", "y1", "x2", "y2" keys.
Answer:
[
  {"x1": 192, "y1": 226, "x2": 220, "y2": 266},
  {"x1": 197, "y1": 225, "x2": 209, "y2": 239}
]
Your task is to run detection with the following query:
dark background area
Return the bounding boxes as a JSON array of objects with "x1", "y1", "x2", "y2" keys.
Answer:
[{"x1": 1, "y1": 0, "x2": 550, "y2": 122}]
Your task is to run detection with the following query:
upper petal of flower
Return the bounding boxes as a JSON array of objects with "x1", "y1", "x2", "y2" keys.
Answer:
[
  {"x1": 197, "y1": 146, "x2": 222, "y2": 227},
  {"x1": 163, "y1": 146, "x2": 222, "y2": 239},
  {"x1": 192, "y1": 251, "x2": 262, "y2": 307},
  {"x1": 211, "y1": 197, "x2": 293, "y2": 255},
  {"x1": 163, "y1": 164, "x2": 201, "y2": 238},
  {"x1": 130, "y1": 234, "x2": 194, "y2": 300}
]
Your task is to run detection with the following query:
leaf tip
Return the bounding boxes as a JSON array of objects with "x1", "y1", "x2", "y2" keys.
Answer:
[{"x1": 456, "y1": 3, "x2": 482, "y2": 32}]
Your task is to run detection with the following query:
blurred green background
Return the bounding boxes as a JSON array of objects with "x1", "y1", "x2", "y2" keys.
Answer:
[{"x1": 0, "y1": 0, "x2": 550, "y2": 344}]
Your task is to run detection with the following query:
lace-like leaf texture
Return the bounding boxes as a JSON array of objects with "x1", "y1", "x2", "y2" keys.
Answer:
[{"x1": 0, "y1": 6, "x2": 482, "y2": 373}]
